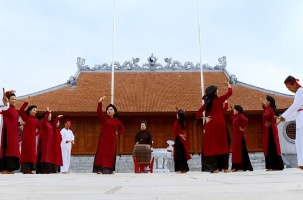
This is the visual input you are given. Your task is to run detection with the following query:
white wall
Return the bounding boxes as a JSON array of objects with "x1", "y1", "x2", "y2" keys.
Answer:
[{"x1": 278, "y1": 121, "x2": 296, "y2": 154}]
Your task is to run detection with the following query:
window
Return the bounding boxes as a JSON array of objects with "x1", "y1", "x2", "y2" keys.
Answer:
[{"x1": 283, "y1": 121, "x2": 296, "y2": 144}]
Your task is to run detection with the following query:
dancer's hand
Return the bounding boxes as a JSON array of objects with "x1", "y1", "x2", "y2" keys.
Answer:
[
  {"x1": 99, "y1": 96, "x2": 106, "y2": 103},
  {"x1": 179, "y1": 134, "x2": 186, "y2": 140},
  {"x1": 25, "y1": 96, "x2": 31, "y2": 103},
  {"x1": 226, "y1": 82, "x2": 231, "y2": 88},
  {"x1": 2, "y1": 88, "x2": 5, "y2": 99},
  {"x1": 2, "y1": 88, "x2": 8, "y2": 104},
  {"x1": 46, "y1": 107, "x2": 51, "y2": 112},
  {"x1": 2, "y1": 96, "x2": 8, "y2": 105},
  {"x1": 203, "y1": 116, "x2": 211, "y2": 123},
  {"x1": 265, "y1": 121, "x2": 271, "y2": 127}
]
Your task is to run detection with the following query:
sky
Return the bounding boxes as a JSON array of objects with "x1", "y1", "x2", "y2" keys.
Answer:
[{"x1": 0, "y1": 0, "x2": 303, "y2": 97}]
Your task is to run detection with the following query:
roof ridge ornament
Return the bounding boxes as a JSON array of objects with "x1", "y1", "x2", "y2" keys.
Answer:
[
  {"x1": 67, "y1": 76, "x2": 77, "y2": 86},
  {"x1": 75, "y1": 54, "x2": 229, "y2": 72}
]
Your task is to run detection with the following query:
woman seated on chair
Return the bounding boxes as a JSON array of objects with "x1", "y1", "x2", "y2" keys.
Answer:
[
  {"x1": 133, "y1": 121, "x2": 153, "y2": 173},
  {"x1": 134, "y1": 121, "x2": 152, "y2": 146}
]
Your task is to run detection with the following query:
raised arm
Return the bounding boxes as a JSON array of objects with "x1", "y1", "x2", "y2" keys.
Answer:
[
  {"x1": 218, "y1": 84, "x2": 232, "y2": 103},
  {"x1": 97, "y1": 96, "x2": 107, "y2": 122},
  {"x1": 19, "y1": 101, "x2": 29, "y2": 122},
  {"x1": 1, "y1": 101, "x2": 9, "y2": 111},
  {"x1": 41, "y1": 110, "x2": 51, "y2": 126},
  {"x1": 223, "y1": 101, "x2": 228, "y2": 112},
  {"x1": 52, "y1": 115, "x2": 63, "y2": 128}
]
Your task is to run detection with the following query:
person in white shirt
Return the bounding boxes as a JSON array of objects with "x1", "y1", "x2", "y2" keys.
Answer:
[
  {"x1": 60, "y1": 120, "x2": 74, "y2": 173},
  {"x1": 280, "y1": 76, "x2": 303, "y2": 169}
]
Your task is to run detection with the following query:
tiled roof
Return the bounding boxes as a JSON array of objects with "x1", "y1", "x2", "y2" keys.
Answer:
[{"x1": 16, "y1": 71, "x2": 294, "y2": 113}]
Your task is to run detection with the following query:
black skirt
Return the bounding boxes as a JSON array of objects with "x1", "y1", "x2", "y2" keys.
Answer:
[
  {"x1": 20, "y1": 162, "x2": 36, "y2": 173},
  {"x1": 174, "y1": 136, "x2": 189, "y2": 172},
  {"x1": 265, "y1": 127, "x2": 284, "y2": 170},
  {"x1": 231, "y1": 137, "x2": 253, "y2": 171},
  {"x1": 202, "y1": 154, "x2": 229, "y2": 172},
  {"x1": 0, "y1": 125, "x2": 20, "y2": 172}
]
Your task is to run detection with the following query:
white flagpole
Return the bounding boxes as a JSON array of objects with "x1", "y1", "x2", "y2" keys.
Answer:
[
  {"x1": 111, "y1": 0, "x2": 117, "y2": 104},
  {"x1": 196, "y1": 0, "x2": 204, "y2": 102}
]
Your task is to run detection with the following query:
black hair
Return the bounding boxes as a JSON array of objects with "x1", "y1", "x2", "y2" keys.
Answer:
[
  {"x1": 26, "y1": 105, "x2": 37, "y2": 116},
  {"x1": 202, "y1": 85, "x2": 218, "y2": 114},
  {"x1": 42, "y1": 111, "x2": 47, "y2": 118},
  {"x1": 177, "y1": 109, "x2": 186, "y2": 130},
  {"x1": 140, "y1": 121, "x2": 147, "y2": 126},
  {"x1": 284, "y1": 75, "x2": 296, "y2": 85},
  {"x1": 39, "y1": 111, "x2": 51, "y2": 121},
  {"x1": 7, "y1": 93, "x2": 16, "y2": 100},
  {"x1": 234, "y1": 105, "x2": 245, "y2": 115},
  {"x1": 266, "y1": 95, "x2": 279, "y2": 116},
  {"x1": 106, "y1": 104, "x2": 118, "y2": 118}
]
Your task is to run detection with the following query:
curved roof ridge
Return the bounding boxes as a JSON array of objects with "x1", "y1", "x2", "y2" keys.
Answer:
[
  {"x1": 236, "y1": 81, "x2": 293, "y2": 98},
  {"x1": 17, "y1": 83, "x2": 69, "y2": 99}
]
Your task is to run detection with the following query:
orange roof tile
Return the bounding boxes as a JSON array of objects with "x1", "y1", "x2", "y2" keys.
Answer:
[{"x1": 16, "y1": 71, "x2": 294, "y2": 113}]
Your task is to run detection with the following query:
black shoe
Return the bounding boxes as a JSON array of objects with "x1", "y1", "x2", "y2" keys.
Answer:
[{"x1": 102, "y1": 168, "x2": 113, "y2": 174}]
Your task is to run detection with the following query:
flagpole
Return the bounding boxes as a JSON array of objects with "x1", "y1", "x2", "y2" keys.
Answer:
[
  {"x1": 111, "y1": 0, "x2": 116, "y2": 104},
  {"x1": 196, "y1": 0, "x2": 204, "y2": 102}
]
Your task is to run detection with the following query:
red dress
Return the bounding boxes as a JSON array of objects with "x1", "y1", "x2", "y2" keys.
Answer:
[
  {"x1": 19, "y1": 102, "x2": 40, "y2": 163},
  {"x1": 51, "y1": 117, "x2": 63, "y2": 166},
  {"x1": 1, "y1": 104, "x2": 20, "y2": 159},
  {"x1": 173, "y1": 121, "x2": 191, "y2": 161},
  {"x1": 230, "y1": 112, "x2": 248, "y2": 163},
  {"x1": 262, "y1": 105, "x2": 281, "y2": 156},
  {"x1": 94, "y1": 102, "x2": 125, "y2": 168},
  {"x1": 196, "y1": 87, "x2": 232, "y2": 156},
  {"x1": 38, "y1": 111, "x2": 52, "y2": 163}
]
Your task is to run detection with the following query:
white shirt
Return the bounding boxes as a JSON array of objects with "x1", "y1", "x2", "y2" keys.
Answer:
[
  {"x1": 60, "y1": 128, "x2": 74, "y2": 150},
  {"x1": 282, "y1": 87, "x2": 303, "y2": 129}
]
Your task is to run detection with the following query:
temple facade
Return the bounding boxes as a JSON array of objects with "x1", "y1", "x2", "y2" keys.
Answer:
[{"x1": 17, "y1": 55, "x2": 296, "y2": 157}]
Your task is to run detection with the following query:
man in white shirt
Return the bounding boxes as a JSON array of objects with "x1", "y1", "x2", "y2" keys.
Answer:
[
  {"x1": 60, "y1": 120, "x2": 74, "y2": 173},
  {"x1": 280, "y1": 76, "x2": 303, "y2": 169}
]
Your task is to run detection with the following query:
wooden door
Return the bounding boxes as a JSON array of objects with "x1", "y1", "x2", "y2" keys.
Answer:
[
  {"x1": 65, "y1": 116, "x2": 100, "y2": 155},
  {"x1": 68, "y1": 113, "x2": 263, "y2": 155}
]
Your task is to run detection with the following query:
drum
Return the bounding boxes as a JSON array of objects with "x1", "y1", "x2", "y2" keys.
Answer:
[{"x1": 133, "y1": 144, "x2": 151, "y2": 163}]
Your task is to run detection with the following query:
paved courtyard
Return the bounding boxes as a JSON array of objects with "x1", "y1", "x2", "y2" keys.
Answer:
[{"x1": 1, "y1": 168, "x2": 303, "y2": 200}]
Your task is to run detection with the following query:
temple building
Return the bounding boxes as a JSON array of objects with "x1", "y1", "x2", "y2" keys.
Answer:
[{"x1": 16, "y1": 55, "x2": 295, "y2": 160}]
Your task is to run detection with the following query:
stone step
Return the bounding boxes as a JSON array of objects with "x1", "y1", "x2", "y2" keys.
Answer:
[{"x1": 68, "y1": 152, "x2": 270, "y2": 173}]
